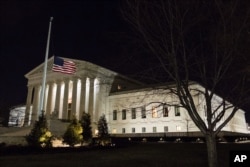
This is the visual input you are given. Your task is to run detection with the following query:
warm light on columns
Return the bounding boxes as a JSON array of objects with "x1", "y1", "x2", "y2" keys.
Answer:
[
  {"x1": 93, "y1": 78, "x2": 100, "y2": 121},
  {"x1": 68, "y1": 80, "x2": 73, "y2": 104},
  {"x1": 43, "y1": 84, "x2": 49, "y2": 112},
  {"x1": 51, "y1": 83, "x2": 57, "y2": 114},
  {"x1": 85, "y1": 78, "x2": 90, "y2": 113},
  {"x1": 76, "y1": 79, "x2": 81, "y2": 119},
  {"x1": 59, "y1": 82, "x2": 65, "y2": 119}
]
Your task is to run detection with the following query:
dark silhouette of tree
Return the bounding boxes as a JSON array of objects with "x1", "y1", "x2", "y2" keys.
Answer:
[
  {"x1": 26, "y1": 112, "x2": 53, "y2": 148},
  {"x1": 122, "y1": 0, "x2": 250, "y2": 167},
  {"x1": 97, "y1": 114, "x2": 110, "y2": 145},
  {"x1": 81, "y1": 111, "x2": 92, "y2": 144},
  {"x1": 63, "y1": 117, "x2": 83, "y2": 147}
]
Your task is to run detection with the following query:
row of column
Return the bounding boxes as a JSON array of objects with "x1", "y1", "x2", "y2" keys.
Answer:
[{"x1": 24, "y1": 76, "x2": 104, "y2": 126}]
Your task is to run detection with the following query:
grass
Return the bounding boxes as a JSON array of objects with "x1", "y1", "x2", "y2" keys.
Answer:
[{"x1": 0, "y1": 142, "x2": 249, "y2": 167}]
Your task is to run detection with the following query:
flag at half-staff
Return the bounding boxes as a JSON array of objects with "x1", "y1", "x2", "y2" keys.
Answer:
[{"x1": 52, "y1": 56, "x2": 76, "y2": 74}]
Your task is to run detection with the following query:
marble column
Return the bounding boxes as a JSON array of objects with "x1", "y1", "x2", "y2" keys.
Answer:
[
  {"x1": 62, "y1": 80, "x2": 69, "y2": 120},
  {"x1": 46, "y1": 82, "x2": 53, "y2": 118},
  {"x1": 43, "y1": 84, "x2": 49, "y2": 114},
  {"x1": 94, "y1": 78, "x2": 100, "y2": 122},
  {"x1": 31, "y1": 85, "x2": 40, "y2": 125},
  {"x1": 88, "y1": 78, "x2": 94, "y2": 121},
  {"x1": 24, "y1": 85, "x2": 33, "y2": 126},
  {"x1": 54, "y1": 81, "x2": 61, "y2": 118},
  {"x1": 98, "y1": 79, "x2": 107, "y2": 121},
  {"x1": 71, "y1": 78, "x2": 78, "y2": 119},
  {"x1": 79, "y1": 77, "x2": 86, "y2": 118}
]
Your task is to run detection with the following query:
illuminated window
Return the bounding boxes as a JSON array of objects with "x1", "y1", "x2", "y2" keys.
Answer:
[
  {"x1": 163, "y1": 105, "x2": 169, "y2": 117},
  {"x1": 141, "y1": 106, "x2": 146, "y2": 118},
  {"x1": 113, "y1": 110, "x2": 117, "y2": 120},
  {"x1": 95, "y1": 129, "x2": 99, "y2": 135},
  {"x1": 152, "y1": 106, "x2": 158, "y2": 118},
  {"x1": 132, "y1": 108, "x2": 136, "y2": 119},
  {"x1": 142, "y1": 127, "x2": 146, "y2": 133},
  {"x1": 112, "y1": 128, "x2": 117, "y2": 134},
  {"x1": 122, "y1": 109, "x2": 126, "y2": 120},
  {"x1": 153, "y1": 127, "x2": 157, "y2": 133},
  {"x1": 175, "y1": 106, "x2": 180, "y2": 116},
  {"x1": 176, "y1": 126, "x2": 181, "y2": 131},
  {"x1": 164, "y1": 126, "x2": 168, "y2": 132},
  {"x1": 122, "y1": 128, "x2": 126, "y2": 133},
  {"x1": 132, "y1": 128, "x2": 135, "y2": 133}
]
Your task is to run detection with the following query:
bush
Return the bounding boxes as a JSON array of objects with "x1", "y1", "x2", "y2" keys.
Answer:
[
  {"x1": 26, "y1": 113, "x2": 53, "y2": 148},
  {"x1": 81, "y1": 112, "x2": 92, "y2": 144},
  {"x1": 97, "y1": 114, "x2": 110, "y2": 146},
  {"x1": 63, "y1": 118, "x2": 83, "y2": 147}
]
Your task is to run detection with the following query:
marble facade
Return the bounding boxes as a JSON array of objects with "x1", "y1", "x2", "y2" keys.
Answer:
[
  {"x1": 22, "y1": 56, "x2": 249, "y2": 137},
  {"x1": 23, "y1": 56, "x2": 141, "y2": 128}
]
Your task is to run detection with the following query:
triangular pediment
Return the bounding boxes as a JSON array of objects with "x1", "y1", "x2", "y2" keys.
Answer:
[
  {"x1": 25, "y1": 56, "x2": 55, "y2": 78},
  {"x1": 25, "y1": 57, "x2": 54, "y2": 77},
  {"x1": 24, "y1": 56, "x2": 118, "y2": 79}
]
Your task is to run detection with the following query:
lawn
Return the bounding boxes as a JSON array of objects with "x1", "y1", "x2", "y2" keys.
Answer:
[{"x1": 0, "y1": 142, "x2": 249, "y2": 167}]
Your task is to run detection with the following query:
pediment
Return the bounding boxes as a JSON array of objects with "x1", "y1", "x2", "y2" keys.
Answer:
[
  {"x1": 25, "y1": 56, "x2": 55, "y2": 78},
  {"x1": 24, "y1": 56, "x2": 118, "y2": 79}
]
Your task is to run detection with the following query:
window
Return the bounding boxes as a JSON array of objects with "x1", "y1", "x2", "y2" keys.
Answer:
[
  {"x1": 163, "y1": 105, "x2": 169, "y2": 117},
  {"x1": 113, "y1": 110, "x2": 117, "y2": 120},
  {"x1": 132, "y1": 108, "x2": 136, "y2": 119},
  {"x1": 141, "y1": 106, "x2": 146, "y2": 118},
  {"x1": 153, "y1": 127, "x2": 157, "y2": 133},
  {"x1": 175, "y1": 106, "x2": 180, "y2": 116},
  {"x1": 164, "y1": 126, "x2": 168, "y2": 132},
  {"x1": 132, "y1": 128, "x2": 135, "y2": 133},
  {"x1": 152, "y1": 106, "x2": 158, "y2": 118},
  {"x1": 176, "y1": 126, "x2": 181, "y2": 131},
  {"x1": 122, "y1": 128, "x2": 126, "y2": 133},
  {"x1": 68, "y1": 103, "x2": 72, "y2": 109},
  {"x1": 112, "y1": 128, "x2": 117, "y2": 134},
  {"x1": 122, "y1": 109, "x2": 126, "y2": 120},
  {"x1": 95, "y1": 129, "x2": 99, "y2": 135},
  {"x1": 142, "y1": 127, "x2": 146, "y2": 133}
]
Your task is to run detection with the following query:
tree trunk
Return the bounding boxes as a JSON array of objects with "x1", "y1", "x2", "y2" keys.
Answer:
[{"x1": 205, "y1": 134, "x2": 218, "y2": 167}]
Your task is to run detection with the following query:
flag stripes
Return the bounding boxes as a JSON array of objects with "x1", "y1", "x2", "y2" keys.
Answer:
[{"x1": 52, "y1": 57, "x2": 76, "y2": 74}]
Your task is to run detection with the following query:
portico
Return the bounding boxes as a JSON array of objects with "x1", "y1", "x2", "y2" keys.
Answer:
[
  {"x1": 23, "y1": 56, "x2": 143, "y2": 135},
  {"x1": 23, "y1": 57, "x2": 116, "y2": 127}
]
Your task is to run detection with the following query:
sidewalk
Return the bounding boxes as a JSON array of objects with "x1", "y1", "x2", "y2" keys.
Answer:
[{"x1": 0, "y1": 127, "x2": 31, "y2": 136}]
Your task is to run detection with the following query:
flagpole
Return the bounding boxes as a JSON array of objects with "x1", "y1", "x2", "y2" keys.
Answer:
[{"x1": 38, "y1": 17, "x2": 53, "y2": 118}]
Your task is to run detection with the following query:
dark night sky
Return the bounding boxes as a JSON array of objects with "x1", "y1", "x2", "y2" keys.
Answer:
[
  {"x1": 1, "y1": 0, "x2": 133, "y2": 107},
  {"x1": 1, "y1": 0, "x2": 249, "y2": 122}
]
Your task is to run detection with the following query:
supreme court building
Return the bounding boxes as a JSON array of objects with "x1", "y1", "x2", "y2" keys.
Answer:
[
  {"x1": 23, "y1": 56, "x2": 249, "y2": 138},
  {"x1": 23, "y1": 57, "x2": 142, "y2": 129}
]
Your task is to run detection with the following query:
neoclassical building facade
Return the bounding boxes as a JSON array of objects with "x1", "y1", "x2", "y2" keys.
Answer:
[
  {"x1": 23, "y1": 57, "x2": 249, "y2": 138},
  {"x1": 108, "y1": 84, "x2": 248, "y2": 138},
  {"x1": 24, "y1": 57, "x2": 142, "y2": 130}
]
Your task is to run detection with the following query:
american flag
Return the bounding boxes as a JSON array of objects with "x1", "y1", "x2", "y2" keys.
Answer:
[{"x1": 52, "y1": 57, "x2": 76, "y2": 74}]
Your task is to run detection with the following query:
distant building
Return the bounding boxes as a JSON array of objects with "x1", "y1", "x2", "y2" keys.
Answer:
[
  {"x1": 22, "y1": 56, "x2": 249, "y2": 139},
  {"x1": 8, "y1": 105, "x2": 26, "y2": 127}
]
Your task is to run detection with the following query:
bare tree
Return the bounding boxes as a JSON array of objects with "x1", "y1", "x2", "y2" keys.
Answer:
[{"x1": 121, "y1": 0, "x2": 250, "y2": 167}]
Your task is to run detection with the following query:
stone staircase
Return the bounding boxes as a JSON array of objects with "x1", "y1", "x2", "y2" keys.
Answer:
[
  {"x1": 49, "y1": 119, "x2": 70, "y2": 138},
  {"x1": 0, "y1": 119, "x2": 70, "y2": 145}
]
